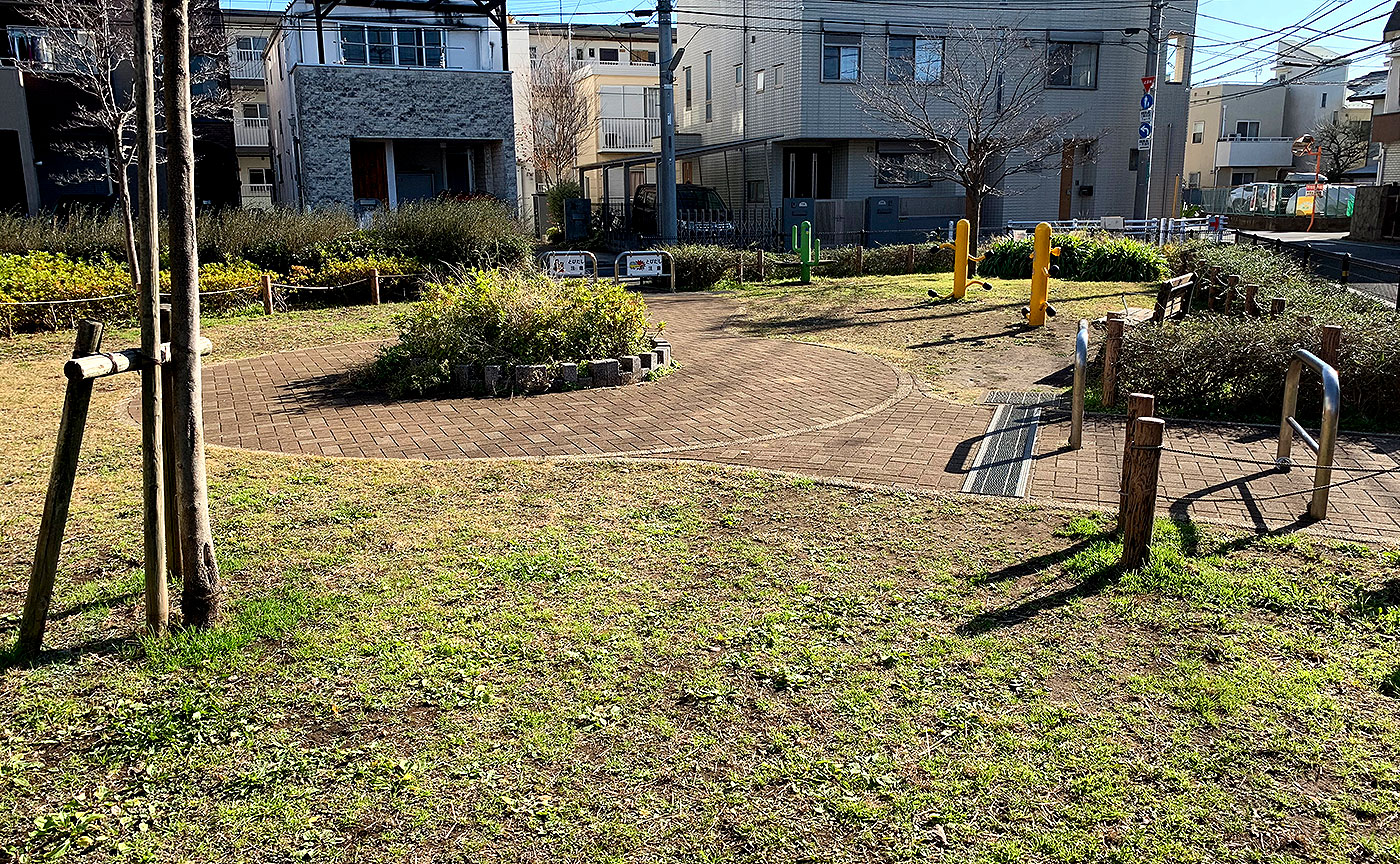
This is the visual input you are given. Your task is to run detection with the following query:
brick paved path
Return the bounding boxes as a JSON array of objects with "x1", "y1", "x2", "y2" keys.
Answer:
[{"x1": 191, "y1": 294, "x2": 1400, "y2": 543}]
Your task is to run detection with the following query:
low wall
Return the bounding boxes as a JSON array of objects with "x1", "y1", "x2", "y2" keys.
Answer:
[{"x1": 1227, "y1": 214, "x2": 1352, "y2": 232}]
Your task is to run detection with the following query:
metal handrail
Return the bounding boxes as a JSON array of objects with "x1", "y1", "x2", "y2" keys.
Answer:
[
  {"x1": 1276, "y1": 347, "x2": 1341, "y2": 520},
  {"x1": 614, "y1": 249, "x2": 676, "y2": 292},
  {"x1": 1070, "y1": 319, "x2": 1089, "y2": 449},
  {"x1": 540, "y1": 250, "x2": 599, "y2": 280}
]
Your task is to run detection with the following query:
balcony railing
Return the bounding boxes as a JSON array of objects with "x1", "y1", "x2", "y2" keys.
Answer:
[
  {"x1": 1214, "y1": 136, "x2": 1295, "y2": 168},
  {"x1": 229, "y1": 47, "x2": 263, "y2": 80},
  {"x1": 598, "y1": 116, "x2": 659, "y2": 152},
  {"x1": 234, "y1": 116, "x2": 270, "y2": 148},
  {"x1": 242, "y1": 183, "x2": 273, "y2": 209}
]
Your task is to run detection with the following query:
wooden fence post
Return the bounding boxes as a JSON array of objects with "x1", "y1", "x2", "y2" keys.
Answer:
[
  {"x1": 1120, "y1": 416, "x2": 1166, "y2": 569},
  {"x1": 159, "y1": 305, "x2": 182, "y2": 585},
  {"x1": 756, "y1": 249, "x2": 766, "y2": 281},
  {"x1": 1270, "y1": 297, "x2": 1286, "y2": 318},
  {"x1": 1320, "y1": 324, "x2": 1342, "y2": 369},
  {"x1": 855, "y1": 245, "x2": 864, "y2": 276},
  {"x1": 905, "y1": 244, "x2": 915, "y2": 274},
  {"x1": 1119, "y1": 392, "x2": 1156, "y2": 515},
  {"x1": 17, "y1": 320, "x2": 105, "y2": 658},
  {"x1": 1103, "y1": 313, "x2": 1124, "y2": 408},
  {"x1": 260, "y1": 273, "x2": 274, "y2": 315},
  {"x1": 369, "y1": 268, "x2": 381, "y2": 305}
]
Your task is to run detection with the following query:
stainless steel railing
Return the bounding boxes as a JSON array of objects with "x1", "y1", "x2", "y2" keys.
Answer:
[
  {"x1": 1276, "y1": 348, "x2": 1341, "y2": 519},
  {"x1": 1070, "y1": 319, "x2": 1089, "y2": 449}
]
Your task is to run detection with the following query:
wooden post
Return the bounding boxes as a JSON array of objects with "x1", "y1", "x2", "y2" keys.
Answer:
[
  {"x1": 756, "y1": 249, "x2": 766, "y2": 281},
  {"x1": 1120, "y1": 416, "x2": 1166, "y2": 569},
  {"x1": 1319, "y1": 324, "x2": 1342, "y2": 369},
  {"x1": 1270, "y1": 297, "x2": 1286, "y2": 318},
  {"x1": 159, "y1": 305, "x2": 182, "y2": 586},
  {"x1": 855, "y1": 245, "x2": 864, "y2": 276},
  {"x1": 1103, "y1": 313, "x2": 1124, "y2": 408},
  {"x1": 260, "y1": 273, "x2": 274, "y2": 315},
  {"x1": 1244, "y1": 283, "x2": 1260, "y2": 317},
  {"x1": 905, "y1": 244, "x2": 915, "y2": 274},
  {"x1": 16, "y1": 320, "x2": 105, "y2": 657},
  {"x1": 1339, "y1": 253, "x2": 1351, "y2": 284},
  {"x1": 368, "y1": 268, "x2": 381, "y2": 305},
  {"x1": 1119, "y1": 392, "x2": 1156, "y2": 515},
  {"x1": 1223, "y1": 274, "x2": 1238, "y2": 315},
  {"x1": 735, "y1": 254, "x2": 744, "y2": 284}
]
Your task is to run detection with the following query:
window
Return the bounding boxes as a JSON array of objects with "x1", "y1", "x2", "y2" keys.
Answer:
[
  {"x1": 746, "y1": 178, "x2": 766, "y2": 203},
  {"x1": 576, "y1": 48, "x2": 584, "y2": 61},
  {"x1": 1047, "y1": 41, "x2": 1098, "y2": 89},
  {"x1": 1191, "y1": 121, "x2": 1204, "y2": 144},
  {"x1": 235, "y1": 35, "x2": 268, "y2": 54},
  {"x1": 599, "y1": 47, "x2": 619, "y2": 64},
  {"x1": 241, "y1": 102, "x2": 269, "y2": 120},
  {"x1": 773, "y1": 63, "x2": 784, "y2": 88},
  {"x1": 1128, "y1": 149, "x2": 1139, "y2": 172},
  {"x1": 735, "y1": 63, "x2": 743, "y2": 86},
  {"x1": 704, "y1": 52, "x2": 712, "y2": 121},
  {"x1": 887, "y1": 35, "x2": 943, "y2": 83},
  {"x1": 1187, "y1": 171, "x2": 1201, "y2": 188},
  {"x1": 628, "y1": 48, "x2": 654, "y2": 64},
  {"x1": 529, "y1": 45, "x2": 538, "y2": 65},
  {"x1": 1230, "y1": 171, "x2": 1256, "y2": 186},
  {"x1": 822, "y1": 32, "x2": 861, "y2": 82},
  {"x1": 684, "y1": 65, "x2": 692, "y2": 110},
  {"x1": 340, "y1": 25, "x2": 443, "y2": 67},
  {"x1": 1321, "y1": 92, "x2": 1328, "y2": 108},
  {"x1": 875, "y1": 144, "x2": 933, "y2": 187},
  {"x1": 755, "y1": 68, "x2": 765, "y2": 92},
  {"x1": 247, "y1": 167, "x2": 272, "y2": 186},
  {"x1": 1233, "y1": 120, "x2": 1260, "y2": 138}
]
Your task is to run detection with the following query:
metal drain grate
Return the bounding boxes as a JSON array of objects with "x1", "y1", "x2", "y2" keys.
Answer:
[
  {"x1": 962, "y1": 404, "x2": 1040, "y2": 497},
  {"x1": 980, "y1": 390, "x2": 1066, "y2": 407}
]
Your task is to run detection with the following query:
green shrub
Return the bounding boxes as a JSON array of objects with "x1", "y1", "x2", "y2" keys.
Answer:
[
  {"x1": 980, "y1": 232, "x2": 1167, "y2": 282},
  {"x1": 1117, "y1": 314, "x2": 1400, "y2": 429},
  {"x1": 660, "y1": 244, "x2": 748, "y2": 290},
  {"x1": 198, "y1": 208, "x2": 359, "y2": 272},
  {"x1": 0, "y1": 209, "x2": 130, "y2": 261},
  {"x1": 1164, "y1": 238, "x2": 1379, "y2": 320},
  {"x1": 825, "y1": 243, "x2": 954, "y2": 277},
  {"x1": 372, "y1": 199, "x2": 533, "y2": 268},
  {"x1": 545, "y1": 181, "x2": 583, "y2": 230},
  {"x1": 367, "y1": 269, "x2": 655, "y2": 396}
]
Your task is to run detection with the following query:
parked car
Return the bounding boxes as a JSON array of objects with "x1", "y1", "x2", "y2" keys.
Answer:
[{"x1": 632, "y1": 183, "x2": 735, "y2": 239}]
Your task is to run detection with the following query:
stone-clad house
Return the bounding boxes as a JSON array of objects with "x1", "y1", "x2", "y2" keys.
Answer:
[{"x1": 264, "y1": 0, "x2": 518, "y2": 213}]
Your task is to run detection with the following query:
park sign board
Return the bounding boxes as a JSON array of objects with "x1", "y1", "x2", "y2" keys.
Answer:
[
  {"x1": 626, "y1": 253, "x2": 664, "y2": 277},
  {"x1": 546, "y1": 253, "x2": 589, "y2": 278}
]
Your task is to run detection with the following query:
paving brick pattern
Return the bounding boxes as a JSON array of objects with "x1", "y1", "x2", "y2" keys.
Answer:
[{"x1": 186, "y1": 293, "x2": 1400, "y2": 543}]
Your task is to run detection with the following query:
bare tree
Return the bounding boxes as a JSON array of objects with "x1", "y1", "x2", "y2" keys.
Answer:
[
  {"x1": 527, "y1": 43, "x2": 593, "y2": 189},
  {"x1": 14, "y1": 0, "x2": 230, "y2": 292},
  {"x1": 163, "y1": 0, "x2": 221, "y2": 626},
  {"x1": 857, "y1": 24, "x2": 1097, "y2": 251},
  {"x1": 1311, "y1": 119, "x2": 1371, "y2": 182}
]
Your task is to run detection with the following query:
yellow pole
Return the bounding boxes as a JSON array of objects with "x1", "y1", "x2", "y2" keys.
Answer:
[
  {"x1": 1028, "y1": 222, "x2": 1053, "y2": 327},
  {"x1": 940, "y1": 218, "x2": 984, "y2": 300}
]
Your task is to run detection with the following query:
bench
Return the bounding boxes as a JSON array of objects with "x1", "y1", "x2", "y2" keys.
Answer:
[{"x1": 1152, "y1": 273, "x2": 1195, "y2": 322}]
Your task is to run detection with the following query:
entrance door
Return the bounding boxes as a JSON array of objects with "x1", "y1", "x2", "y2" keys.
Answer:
[
  {"x1": 784, "y1": 147, "x2": 832, "y2": 199},
  {"x1": 0, "y1": 131, "x2": 27, "y2": 212},
  {"x1": 350, "y1": 140, "x2": 388, "y2": 206},
  {"x1": 1059, "y1": 141, "x2": 1076, "y2": 220}
]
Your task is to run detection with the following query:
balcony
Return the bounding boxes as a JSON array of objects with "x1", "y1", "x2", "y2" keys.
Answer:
[
  {"x1": 234, "y1": 116, "x2": 270, "y2": 148},
  {"x1": 229, "y1": 47, "x2": 263, "y2": 81},
  {"x1": 598, "y1": 116, "x2": 658, "y2": 152},
  {"x1": 1372, "y1": 111, "x2": 1400, "y2": 145},
  {"x1": 242, "y1": 183, "x2": 273, "y2": 209},
  {"x1": 1214, "y1": 136, "x2": 1294, "y2": 168}
]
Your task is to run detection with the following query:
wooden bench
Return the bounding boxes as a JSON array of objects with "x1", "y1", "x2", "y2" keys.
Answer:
[{"x1": 1152, "y1": 272, "x2": 1195, "y2": 322}]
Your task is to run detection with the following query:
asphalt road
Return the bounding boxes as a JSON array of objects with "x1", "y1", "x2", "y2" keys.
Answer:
[{"x1": 1243, "y1": 231, "x2": 1400, "y2": 308}]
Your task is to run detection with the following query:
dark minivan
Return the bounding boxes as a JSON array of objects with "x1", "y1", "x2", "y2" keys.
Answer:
[{"x1": 631, "y1": 183, "x2": 735, "y2": 238}]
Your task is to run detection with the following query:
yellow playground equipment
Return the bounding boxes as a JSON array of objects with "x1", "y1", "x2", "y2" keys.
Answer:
[
  {"x1": 1021, "y1": 221, "x2": 1060, "y2": 327},
  {"x1": 938, "y1": 218, "x2": 991, "y2": 299}
]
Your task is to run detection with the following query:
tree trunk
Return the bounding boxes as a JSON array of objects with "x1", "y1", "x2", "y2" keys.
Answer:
[
  {"x1": 964, "y1": 191, "x2": 983, "y2": 257},
  {"x1": 112, "y1": 144, "x2": 140, "y2": 296},
  {"x1": 135, "y1": 0, "x2": 168, "y2": 635},
  {"x1": 162, "y1": 0, "x2": 221, "y2": 626}
]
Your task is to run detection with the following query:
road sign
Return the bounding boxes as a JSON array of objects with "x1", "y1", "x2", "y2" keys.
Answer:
[
  {"x1": 545, "y1": 252, "x2": 588, "y2": 278},
  {"x1": 625, "y1": 252, "x2": 664, "y2": 277},
  {"x1": 1140, "y1": 92, "x2": 1154, "y2": 111},
  {"x1": 1296, "y1": 195, "x2": 1316, "y2": 217},
  {"x1": 1142, "y1": 76, "x2": 1156, "y2": 92},
  {"x1": 1139, "y1": 122, "x2": 1152, "y2": 140},
  {"x1": 1138, "y1": 136, "x2": 1152, "y2": 151},
  {"x1": 1140, "y1": 109, "x2": 1153, "y2": 123}
]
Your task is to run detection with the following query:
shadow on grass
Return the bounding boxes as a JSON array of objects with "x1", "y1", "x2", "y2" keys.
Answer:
[
  {"x1": 0, "y1": 633, "x2": 142, "y2": 673},
  {"x1": 958, "y1": 530, "x2": 1119, "y2": 635}
]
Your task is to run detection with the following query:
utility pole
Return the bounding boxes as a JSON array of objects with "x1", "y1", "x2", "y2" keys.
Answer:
[
  {"x1": 656, "y1": 0, "x2": 678, "y2": 244},
  {"x1": 1132, "y1": 0, "x2": 1163, "y2": 221}
]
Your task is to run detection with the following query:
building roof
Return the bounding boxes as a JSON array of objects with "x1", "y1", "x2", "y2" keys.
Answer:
[
  {"x1": 1348, "y1": 69, "x2": 1388, "y2": 102},
  {"x1": 1386, "y1": 1, "x2": 1400, "y2": 41},
  {"x1": 528, "y1": 21, "x2": 660, "y2": 41}
]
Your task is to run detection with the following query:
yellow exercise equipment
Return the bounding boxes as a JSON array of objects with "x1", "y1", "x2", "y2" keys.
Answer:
[
  {"x1": 938, "y1": 218, "x2": 991, "y2": 299},
  {"x1": 1022, "y1": 221, "x2": 1060, "y2": 327}
]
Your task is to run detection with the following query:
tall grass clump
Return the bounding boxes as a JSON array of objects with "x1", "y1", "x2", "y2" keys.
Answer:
[
  {"x1": 0, "y1": 208, "x2": 130, "y2": 261},
  {"x1": 198, "y1": 207, "x2": 359, "y2": 272},
  {"x1": 367, "y1": 268, "x2": 654, "y2": 396},
  {"x1": 372, "y1": 199, "x2": 533, "y2": 268},
  {"x1": 980, "y1": 231, "x2": 1168, "y2": 282},
  {"x1": 1165, "y1": 238, "x2": 1381, "y2": 320}
]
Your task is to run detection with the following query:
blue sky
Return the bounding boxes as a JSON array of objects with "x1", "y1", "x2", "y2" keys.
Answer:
[{"x1": 225, "y1": 0, "x2": 1395, "y2": 86}]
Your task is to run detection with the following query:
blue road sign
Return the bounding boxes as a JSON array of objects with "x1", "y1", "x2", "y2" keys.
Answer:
[
  {"x1": 1141, "y1": 93, "x2": 1154, "y2": 111},
  {"x1": 1139, "y1": 121, "x2": 1152, "y2": 140}
]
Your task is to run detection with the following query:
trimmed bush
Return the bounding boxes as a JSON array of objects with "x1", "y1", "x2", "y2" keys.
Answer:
[
  {"x1": 367, "y1": 269, "x2": 655, "y2": 397},
  {"x1": 546, "y1": 180, "x2": 583, "y2": 230},
  {"x1": 1164, "y1": 238, "x2": 1379, "y2": 320},
  {"x1": 372, "y1": 199, "x2": 533, "y2": 269},
  {"x1": 661, "y1": 244, "x2": 746, "y2": 290},
  {"x1": 980, "y1": 232, "x2": 1168, "y2": 282},
  {"x1": 1116, "y1": 314, "x2": 1400, "y2": 430},
  {"x1": 825, "y1": 243, "x2": 954, "y2": 277}
]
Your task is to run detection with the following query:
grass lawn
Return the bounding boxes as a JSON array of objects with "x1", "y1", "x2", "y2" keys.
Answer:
[
  {"x1": 722, "y1": 274, "x2": 1154, "y2": 402},
  {"x1": 2, "y1": 300, "x2": 1399, "y2": 862}
]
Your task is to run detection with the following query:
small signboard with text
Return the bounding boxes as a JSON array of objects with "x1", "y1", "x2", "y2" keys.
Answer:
[
  {"x1": 625, "y1": 253, "x2": 664, "y2": 277},
  {"x1": 1296, "y1": 195, "x2": 1316, "y2": 217},
  {"x1": 546, "y1": 253, "x2": 589, "y2": 278}
]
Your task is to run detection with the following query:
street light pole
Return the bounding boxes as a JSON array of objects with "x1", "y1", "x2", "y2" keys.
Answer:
[
  {"x1": 1132, "y1": 0, "x2": 1162, "y2": 221},
  {"x1": 656, "y1": 0, "x2": 678, "y2": 244}
]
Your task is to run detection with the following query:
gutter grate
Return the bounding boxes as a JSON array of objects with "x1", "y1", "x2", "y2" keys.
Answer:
[
  {"x1": 981, "y1": 390, "x2": 1066, "y2": 407},
  {"x1": 962, "y1": 404, "x2": 1040, "y2": 497}
]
